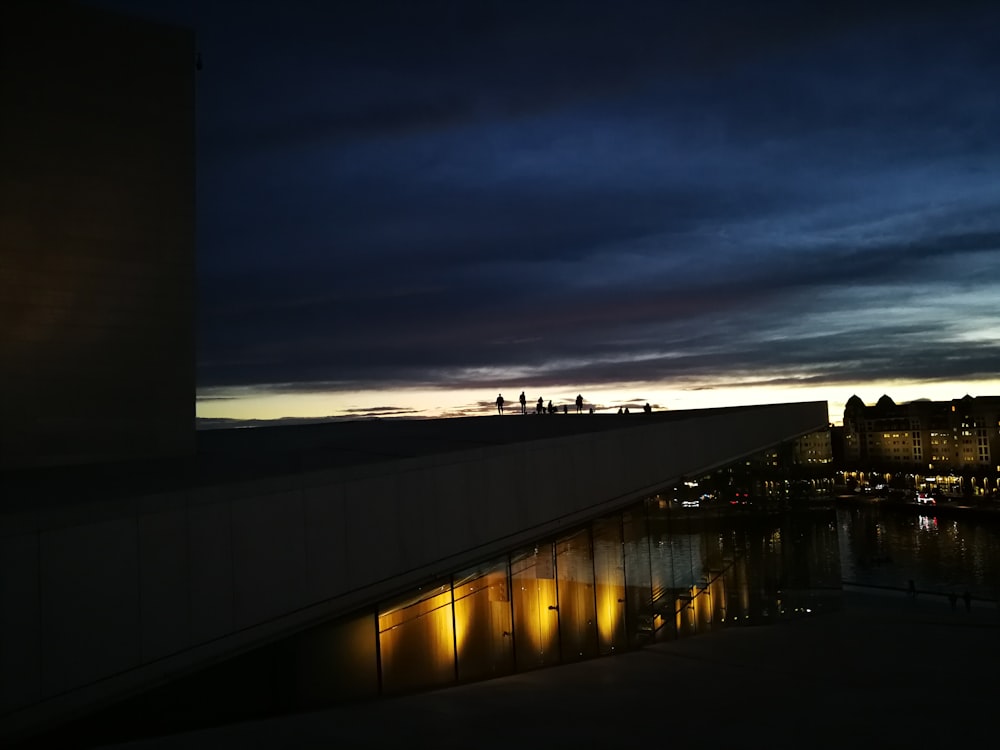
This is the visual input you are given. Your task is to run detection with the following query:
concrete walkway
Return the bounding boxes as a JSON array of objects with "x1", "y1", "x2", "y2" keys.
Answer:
[{"x1": 103, "y1": 587, "x2": 1000, "y2": 749}]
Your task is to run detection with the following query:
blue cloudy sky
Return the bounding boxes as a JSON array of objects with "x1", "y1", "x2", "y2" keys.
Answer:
[{"x1": 88, "y1": 0, "x2": 1000, "y2": 423}]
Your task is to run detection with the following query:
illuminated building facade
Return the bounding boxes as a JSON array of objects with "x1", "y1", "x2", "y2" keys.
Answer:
[
  {"x1": 1, "y1": 1, "x2": 195, "y2": 469},
  {"x1": 740, "y1": 429, "x2": 833, "y2": 473},
  {"x1": 46, "y1": 482, "x2": 840, "y2": 742},
  {"x1": 793, "y1": 429, "x2": 833, "y2": 465},
  {"x1": 1, "y1": 401, "x2": 829, "y2": 745},
  {"x1": 843, "y1": 394, "x2": 1000, "y2": 474}
]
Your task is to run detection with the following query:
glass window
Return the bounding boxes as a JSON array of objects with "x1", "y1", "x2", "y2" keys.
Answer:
[
  {"x1": 591, "y1": 515, "x2": 627, "y2": 655},
  {"x1": 452, "y1": 559, "x2": 514, "y2": 682},
  {"x1": 555, "y1": 528, "x2": 598, "y2": 662},
  {"x1": 510, "y1": 543, "x2": 560, "y2": 670},
  {"x1": 378, "y1": 580, "x2": 455, "y2": 694}
]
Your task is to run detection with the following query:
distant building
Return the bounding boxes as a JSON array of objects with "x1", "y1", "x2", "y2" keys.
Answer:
[
  {"x1": 793, "y1": 429, "x2": 833, "y2": 466},
  {"x1": 738, "y1": 428, "x2": 832, "y2": 477},
  {"x1": 843, "y1": 394, "x2": 1000, "y2": 473},
  {"x1": 1, "y1": 1, "x2": 195, "y2": 469},
  {"x1": 746, "y1": 429, "x2": 832, "y2": 471}
]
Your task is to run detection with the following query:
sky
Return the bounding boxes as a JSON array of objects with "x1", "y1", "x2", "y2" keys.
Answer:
[{"x1": 87, "y1": 0, "x2": 1000, "y2": 426}]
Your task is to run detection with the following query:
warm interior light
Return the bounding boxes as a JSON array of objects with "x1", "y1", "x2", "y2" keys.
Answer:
[{"x1": 378, "y1": 587, "x2": 455, "y2": 693}]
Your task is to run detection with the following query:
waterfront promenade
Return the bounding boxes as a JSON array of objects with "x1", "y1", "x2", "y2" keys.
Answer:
[{"x1": 103, "y1": 586, "x2": 1000, "y2": 749}]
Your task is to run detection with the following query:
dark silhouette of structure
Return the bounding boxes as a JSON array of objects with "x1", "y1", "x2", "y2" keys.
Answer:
[
  {"x1": 2, "y1": 0, "x2": 196, "y2": 470},
  {"x1": 0, "y1": 6, "x2": 839, "y2": 747},
  {"x1": 1, "y1": 398, "x2": 830, "y2": 746}
]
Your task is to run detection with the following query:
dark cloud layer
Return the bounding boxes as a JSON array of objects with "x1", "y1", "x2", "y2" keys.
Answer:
[{"x1": 85, "y1": 0, "x2": 1000, "y2": 409}]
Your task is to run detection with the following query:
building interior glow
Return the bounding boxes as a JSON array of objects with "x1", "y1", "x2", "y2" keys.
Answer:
[
  {"x1": 378, "y1": 584, "x2": 456, "y2": 693},
  {"x1": 334, "y1": 474, "x2": 841, "y2": 702},
  {"x1": 510, "y1": 545, "x2": 561, "y2": 670}
]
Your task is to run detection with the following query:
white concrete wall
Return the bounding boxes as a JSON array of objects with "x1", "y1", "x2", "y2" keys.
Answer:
[{"x1": 0, "y1": 401, "x2": 827, "y2": 740}]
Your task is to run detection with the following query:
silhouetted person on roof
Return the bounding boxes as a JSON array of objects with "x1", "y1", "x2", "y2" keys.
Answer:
[
  {"x1": 644, "y1": 402, "x2": 651, "y2": 414},
  {"x1": 576, "y1": 394, "x2": 583, "y2": 413},
  {"x1": 548, "y1": 400, "x2": 555, "y2": 414},
  {"x1": 496, "y1": 393, "x2": 504, "y2": 415},
  {"x1": 519, "y1": 391, "x2": 527, "y2": 414},
  {"x1": 537, "y1": 397, "x2": 544, "y2": 414}
]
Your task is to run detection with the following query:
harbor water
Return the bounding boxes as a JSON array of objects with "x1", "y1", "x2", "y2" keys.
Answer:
[{"x1": 837, "y1": 502, "x2": 1000, "y2": 603}]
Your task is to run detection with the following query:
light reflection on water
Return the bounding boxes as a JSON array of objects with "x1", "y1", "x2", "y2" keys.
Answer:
[{"x1": 838, "y1": 505, "x2": 1000, "y2": 599}]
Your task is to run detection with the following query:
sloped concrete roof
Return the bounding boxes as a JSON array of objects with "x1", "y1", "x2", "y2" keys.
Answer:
[{"x1": 1, "y1": 403, "x2": 825, "y2": 515}]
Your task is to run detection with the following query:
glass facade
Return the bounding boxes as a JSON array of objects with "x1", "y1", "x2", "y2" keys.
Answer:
[
  {"x1": 377, "y1": 579, "x2": 456, "y2": 693},
  {"x1": 55, "y1": 468, "x2": 843, "y2": 745},
  {"x1": 452, "y1": 558, "x2": 514, "y2": 683},
  {"x1": 591, "y1": 515, "x2": 627, "y2": 654},
  {"x1": 510, "y1": 543, "x2": 561, "y2": 671},
  {"x1": 41, "y1": 423, "x2": 1000, "y2": 749},
  {"x1": 555, "y1": 528, "x2": 599, "y2": 662},
  {"x1": 346, "y1": 494, "x2": 841, "y2": 697}
]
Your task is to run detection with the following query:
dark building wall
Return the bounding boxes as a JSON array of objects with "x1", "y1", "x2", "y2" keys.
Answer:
[
  {"x1": 0, "y1": 402, "x2": 828, "y2": 742},
  {"x1": 0, "y1": 1, "x2": 195, "y2": 468}
]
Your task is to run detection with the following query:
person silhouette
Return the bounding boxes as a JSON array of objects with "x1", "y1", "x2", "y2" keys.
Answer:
[
  {"x1": 536, "y1": 396, "x2": 544, "y2": 414},
  {"x1": 617, "y1": 407, "x2": 623, "y2": 415},
  {"x1": 624, "y1": 406, "x2": 630, "y2": 414},
  {"x1": 644, "y1": 402, "x2": 651, "y2": 414},
  {"x1": 548, "y1": 400, "x2": 554, "y2": 414},
  {"x1": 519, "y1": 391, "x2": 527, "y2": 414},
  {"x1": 576, "y1": 394, "x2": 583, "y2": 413},
  {"x1": 496, "y1": 393, "x2": 504, "y2": 415}
]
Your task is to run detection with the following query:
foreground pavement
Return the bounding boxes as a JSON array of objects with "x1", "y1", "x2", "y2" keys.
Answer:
[{"x1": 103, "y1": 587, "x2": 999, "y2": 750}]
